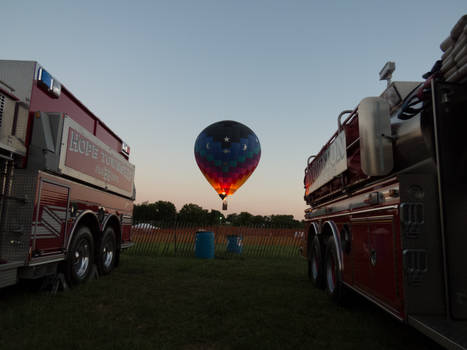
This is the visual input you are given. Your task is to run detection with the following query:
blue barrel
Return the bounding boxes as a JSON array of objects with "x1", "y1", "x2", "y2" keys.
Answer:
[
  {"x1": 195, "y1": 231, "x2": 215, "y2": 259},
  {"x1": 226, "y1": 235, "x2": 243, "y2": 254}
]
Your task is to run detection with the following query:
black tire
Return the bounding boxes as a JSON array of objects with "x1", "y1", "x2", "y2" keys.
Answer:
[
  {"x1": 308, "y1": 236, "x2": 324, "y2": 288},
  {"x1": 324, "y1": 236, "x2": 345, "y2": 303},
  {"x1": 66, "y1": 225, "x2": 94, "y2": 286},
  {"x1": 97, "y1": 226, "x2": 117, "y2": 275}
]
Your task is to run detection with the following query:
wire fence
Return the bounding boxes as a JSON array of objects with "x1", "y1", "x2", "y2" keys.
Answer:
[{"x1": 125, "y1": 222, "x2": 305, "y2": 258}]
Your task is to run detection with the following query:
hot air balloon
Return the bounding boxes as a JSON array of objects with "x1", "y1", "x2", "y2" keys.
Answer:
[{"x1": 194, "y1": 120, "x2": 261, "y2": 210}]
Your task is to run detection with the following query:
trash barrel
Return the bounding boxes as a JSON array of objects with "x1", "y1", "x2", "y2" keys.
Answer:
[
  {"x1": 195, "y1": 231, "x2": 215, "y2": 259},
  {"x1": 226, "y1": 235, "x2": 243, "y2": 254}
]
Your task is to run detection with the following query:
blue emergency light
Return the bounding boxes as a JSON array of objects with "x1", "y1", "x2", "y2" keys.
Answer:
[
  {"x1": 37, "y1": 66, "x2": 61, "y2": 98},
  {"x1": 38, "y1": 68, "x2": 53, "y2": 89}
]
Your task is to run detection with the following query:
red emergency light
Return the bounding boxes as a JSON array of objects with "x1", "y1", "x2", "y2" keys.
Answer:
[{"x1": 121, "y1": 141, "x2": 130, "y2": 156}]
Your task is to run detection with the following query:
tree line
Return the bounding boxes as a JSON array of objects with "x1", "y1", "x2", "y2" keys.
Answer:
[{"x1": 133, "y1": 201, "x2": 303, "y2": 228}]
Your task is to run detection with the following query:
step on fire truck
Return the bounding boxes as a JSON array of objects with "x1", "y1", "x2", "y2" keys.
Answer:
[
  {"x1": 303, "y1": 16, "x2": 467, "y2": 349},
  {"x1": 0, "y1": 60, "x2": 135, "y2": 288}
]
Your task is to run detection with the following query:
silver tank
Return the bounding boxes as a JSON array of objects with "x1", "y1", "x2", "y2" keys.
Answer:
[
  {"x1": 390, "y1": 110, "x2": 435, "y2": 171},
  {"x1": 380, "y1": 81, "x2": 435, "y2": 172}
]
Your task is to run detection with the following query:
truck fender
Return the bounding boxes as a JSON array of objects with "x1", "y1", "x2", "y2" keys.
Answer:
[
  {"x1": 307, "y1": 221, "x2": 321, "y2": 258},
  {"x1": 66, "y1": 210, "x2": 100, "y2": 251},
  {"x1": 309, "y1": 222, "x2": 320, "y2": 236},
  {"x1": 101, "y1": 214, "x2": 122, "y2": 242},
  {"x1": 323, "y1": 221, "x2": 344, "y2": 272}
]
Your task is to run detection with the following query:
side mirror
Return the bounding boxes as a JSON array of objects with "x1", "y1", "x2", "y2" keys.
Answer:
[{"x1": 358, "y1": 97, "x2": 393, "y2": 176}]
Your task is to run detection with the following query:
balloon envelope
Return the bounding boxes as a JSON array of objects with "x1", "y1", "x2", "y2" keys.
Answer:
[{"x1": 194, "y1": 120, "x2": 261, "y2": 199}]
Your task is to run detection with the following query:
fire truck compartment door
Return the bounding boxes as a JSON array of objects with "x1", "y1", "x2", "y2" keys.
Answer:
[
  {"x1": 29, "y1": 112, "x2": 64, "y2": 172},
  {"x1": 351, "y1": 220, "x2": 372, "y2": 293},
  {"x1": 32, "y1": 179, "x2": 70, "y2": 254},
  {"x1": 351, "y1": 214, "x2": 400, "y2": 312},
  {"x1": 367, "y1": 218, "x2": 400, "y2": 311}
]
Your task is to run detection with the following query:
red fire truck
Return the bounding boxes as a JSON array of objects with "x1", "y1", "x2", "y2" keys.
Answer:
[
  {"x1": 303, "y1": 16, "x2": 467, "y2": 349},
  {"x1": 0, "y1": 60, "x2": 135, "y2": 288}
]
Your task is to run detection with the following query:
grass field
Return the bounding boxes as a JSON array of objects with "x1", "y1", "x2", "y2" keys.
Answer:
[{"x1": 0, "y1": 255, "x2": 440, "y2": 350}]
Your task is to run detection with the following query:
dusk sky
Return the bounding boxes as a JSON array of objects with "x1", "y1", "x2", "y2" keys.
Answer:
[{"x1": 3, "y1": 1, "x2": 466, "y2": 219}]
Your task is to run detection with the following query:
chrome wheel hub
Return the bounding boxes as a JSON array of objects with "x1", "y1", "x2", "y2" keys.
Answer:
[
  {"x1": 73, "y1": 240, "x2": 90, "y2": 278},
  {"x1": 102, "y1": 238, "x2": 114, "y2": 268}
]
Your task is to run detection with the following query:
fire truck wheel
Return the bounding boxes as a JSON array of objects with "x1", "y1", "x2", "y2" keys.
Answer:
[
  {"x1": 97, "y1": 226, "x2": 117, "y2": 275},
  {"x1": 308, "y1": 236, "x2": 324, "y2": 288},
  {"x1": 66, "y1": 226, "x2": 95, "y2": 285},
  {"x1": 324, "y1": 236, "x2": 344, "y2": 303}
]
